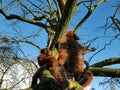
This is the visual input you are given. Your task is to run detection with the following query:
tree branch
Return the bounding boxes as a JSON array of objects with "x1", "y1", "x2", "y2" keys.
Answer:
[
  {"x1": 0, "y1": 9, "x2": 48, "y2": 29},
  {"x1": 73, "y1": 10, "x2": 92, "y2": 33},
  {"x1": 73, "y1": 0, "x2": 109, "y2": 33},
  {"x1": 88, "y1": 36, "x2": 118, "y2": 62},
  {"x1": 50, "y1": 0, "x2": 78, "y2": 50},
  {"x1": 0, "y1": 65, "x2": 12, "y2": 88},
  {"x1": 17, "y1": 0, "x2": 36, "y2": 17},
  {"x1": 53, "y1": 0, "x2": 62, "y2": 20},
  {"x1": 13, "y1": 39, "x2": 41, "y2": 49},
  {"x1": 110, "y1": 16, "x2": 120, "y2": 32},
  {"x1": 90, "y1": 67, "x2": 120, "y2": 78},
  {"x1": 91, "y1": 58, "x2": 120, "y2": 67}
]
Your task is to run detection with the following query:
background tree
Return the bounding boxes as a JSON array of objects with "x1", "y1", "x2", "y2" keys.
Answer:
[
  {"x1": 0, "y1": 33, "x2": 37, "y2": 89},
  {"x1": 0, "y1": 0, "x2": 120, "y2": 89}
]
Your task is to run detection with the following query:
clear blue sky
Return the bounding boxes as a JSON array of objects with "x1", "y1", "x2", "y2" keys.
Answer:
[{"x1": 0, "y1": 0, "x2": 120, "y2": 90}]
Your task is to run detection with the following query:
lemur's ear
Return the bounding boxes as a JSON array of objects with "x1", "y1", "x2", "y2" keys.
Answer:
[{"x1": 40, "y1": 48, "x2": 50, "y2": 55}]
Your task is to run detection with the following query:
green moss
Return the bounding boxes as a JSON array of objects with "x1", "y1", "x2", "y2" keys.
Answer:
[{"x1": 24, "y1": 70, "x2": 83, "y2": 90}]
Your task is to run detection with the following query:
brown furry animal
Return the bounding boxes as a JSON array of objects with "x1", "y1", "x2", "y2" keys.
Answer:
[
  {"x1": 37, "y1": 48, "x2": 67, "y2": 83},
  {"x1": 55, "y1": 30, "x2": 93, "y2": 87}
]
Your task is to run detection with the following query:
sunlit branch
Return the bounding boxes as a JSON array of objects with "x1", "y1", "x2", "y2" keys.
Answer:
[
  {"x1": 53, "y1": 0, "x2": 62, "y2": 19},
  {"x1": 50, "y1": 0, "x2": 78, "y2": 50},
  {"x1": 90, "y1": 67, "x2": 120, "y2": 78},
  {"x1": 91, "y1": 0, "x2": 109, "y2": 11},
  {"x1": 91, "y1": 58, "x2": 120, "y2": 67},
  {"x1": 57, "y1": 0, "x2": 67, "y2": 12},
  {"x1": 47, "y1": 0, "x2": 53, "y2": 12}
]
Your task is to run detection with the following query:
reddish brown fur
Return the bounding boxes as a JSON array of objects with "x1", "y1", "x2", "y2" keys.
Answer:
[
  {"x1": 55, "y1": 30, "x2": 93, "y2": 87},
  {"x1": 56, "y1": 30, "x2": 85, "y2": 73},
  {"x1": 37, "y1": 48, "x2": 66, "y2": 83},
  {"x1": 74, "y1": 71, "x2": 93, "y2": 88},
  {"x1": 82, "y1": 73, "x2": 93, "y2": 87}
]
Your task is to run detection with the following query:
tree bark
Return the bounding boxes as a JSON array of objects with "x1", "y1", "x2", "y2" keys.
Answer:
[
  {"x1": 91, "y1": 58, "x2": 120, "y2": 67},
  {"x1": 50, "y1": 0, "x2": 78, "y2": 50},
  {"x1": 90, "y1": 67, "x2": 120, "y2": 78}
]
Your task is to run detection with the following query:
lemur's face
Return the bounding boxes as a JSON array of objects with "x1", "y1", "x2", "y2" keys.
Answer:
[{"x1": 41, "y1": 48, "x2": 49, "y2": 55}]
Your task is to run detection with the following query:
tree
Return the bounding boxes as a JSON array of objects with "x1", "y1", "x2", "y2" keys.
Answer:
[
  {"x1": 0, "y1": 34, "x2": 37, "y2": 89},
  {"x1": 0, "y1": 0, "x2": 120, "y2": 89}
]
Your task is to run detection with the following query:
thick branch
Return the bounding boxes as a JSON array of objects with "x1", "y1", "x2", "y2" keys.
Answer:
[
  {"x1": 91, "y1": 58, "x2": 120, "y2": 67},
  {"x1": 90, "y1": 67, "x2": 120, "y2": 78},
  {"x1": 0, "y1": 9, "x2": 48, "y2": 29},
  {"x1": 50, "y1": 0, "x2": 78, "y2": 50}
]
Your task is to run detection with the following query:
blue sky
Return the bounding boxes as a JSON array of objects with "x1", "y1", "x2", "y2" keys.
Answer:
[{"x1": 0, "y1": 0, "x2": 120, "y2": 90}]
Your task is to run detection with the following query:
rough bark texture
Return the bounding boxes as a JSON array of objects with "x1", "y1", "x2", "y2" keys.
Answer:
[
  {"x1": 90, "y1": 67, "x2": 120, "y2": 77},
  {"x1": 91, "y1": 58, "x2": 120, "y2": 67},
  {"x1": 50, "y1": 0, "x2": 77, "y2": 50}
]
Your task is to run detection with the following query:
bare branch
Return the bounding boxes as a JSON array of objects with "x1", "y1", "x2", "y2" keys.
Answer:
[
  {"x1": 83, "y1": 36, "x2": 99, "y2": 45},
  {"x1": 17, "y1": 0, "x2": 36, "y2": 18},
  {"x1": 0, "y1": 65, "x2": 12, "y2": 87},
  {"x1": 110, "y1": 16, "x2": 120, "y2": 32},
  {"x1": 57, "y1": 0, "x2": 67, "y2": 12},
  {"x1": 88, "y1": 34, "x2": 120, "y2": 62},
  {"x1": 53, "y1": 0, "x2": 62, "y2": 20},
  {"x1": 77, "y1": 0, "x2": 93, "y2": 6},
  {"x1": 0, "y1": 9, "x2": 48, "y2": 29},
  {"x1": 74, "y1": 0, "x2": 109, "y2": 33},
  {"x1": 113, "y1": 6, "x2": 120, "y2": 18},
  {"x1": 27, "y1": 0, "x2": 50, "y2": 15},
  {"x1": 73, "y1": 10, "x2": 92, "y2": 33},
  {"x1": 13, "y1": 39, "x2": 41, "y2": 49},
  {"x1": 3, "y1": 0, "x2": 16, "y2": 8},
  {"x1": 47, "y1": 0, "x2": 53, "y2": 12},
  {"x1": 91, "y1": 0, "x2": 109, "y2": 11},
  {"x1": 11, "y1": 78, "x2": 24, "y2": 89}
]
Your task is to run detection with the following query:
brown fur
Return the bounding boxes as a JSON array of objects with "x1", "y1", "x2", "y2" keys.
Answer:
[
  {"x1": 55, "y1": 30, "x2": 93, "y2": 87},
  {"x1": 37, "y1": 48, "x2": 67, "y2": 83}
]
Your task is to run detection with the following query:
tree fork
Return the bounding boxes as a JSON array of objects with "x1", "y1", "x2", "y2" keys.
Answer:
[{"x1": 50, "y1": 0, "x2": 78, "y2": 50}]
